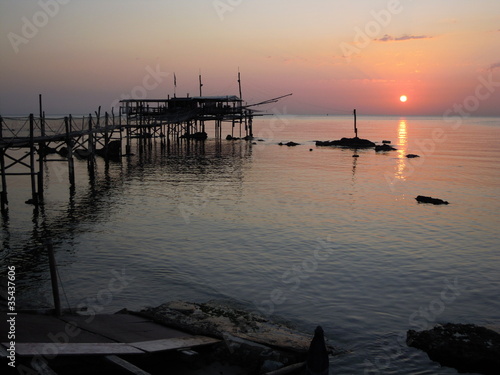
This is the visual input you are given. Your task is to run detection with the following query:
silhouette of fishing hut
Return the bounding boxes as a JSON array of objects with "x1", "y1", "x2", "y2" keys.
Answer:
[{"x1": 119, "y1": 95, "x2": 255, "y2": 154}]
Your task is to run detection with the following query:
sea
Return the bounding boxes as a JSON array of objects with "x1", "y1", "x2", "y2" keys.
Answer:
[{"x1": 1, "y1": 114, "x2": 499, "y2": 374}]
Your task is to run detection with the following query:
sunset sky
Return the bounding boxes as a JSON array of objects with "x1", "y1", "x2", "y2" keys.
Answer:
[{"x1": 1, "y1": 0, "x2": 499, "y2": 116}]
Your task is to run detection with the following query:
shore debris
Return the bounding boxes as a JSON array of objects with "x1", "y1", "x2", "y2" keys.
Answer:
[
  {"x1": 407, "y1": 323, "x2": 500, "y2": 375},
  {"x1": 415, "y1": 195, "x2": 449, "y2": 205}
]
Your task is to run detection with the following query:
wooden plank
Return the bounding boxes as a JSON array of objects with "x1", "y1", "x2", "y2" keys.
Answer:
[
  {"x1": 6, "y1": 342, "x2": 144, "y2": 356},
  {"x1": 105, "y1": 355, "x2": 152, "y2": 375},
  {"x1": 131, "y1": 336, "x2": 220, "y2": 353}
]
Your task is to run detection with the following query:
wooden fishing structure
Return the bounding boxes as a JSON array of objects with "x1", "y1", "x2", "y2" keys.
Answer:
[{"x1": 0, "y1": 90, "x2": 292, "y2": 214}]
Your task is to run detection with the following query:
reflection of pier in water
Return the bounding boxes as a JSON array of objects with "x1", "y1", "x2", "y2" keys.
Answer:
[{"x1": 0, "y1": 138, "x2": 253, "y2": 305}]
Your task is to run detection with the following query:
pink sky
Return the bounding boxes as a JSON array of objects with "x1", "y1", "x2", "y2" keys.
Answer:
[{"x1": 1, "y1": 0, "x2": 499, "y2": 116}]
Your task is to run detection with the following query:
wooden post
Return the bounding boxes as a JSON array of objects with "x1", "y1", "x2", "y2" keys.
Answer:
[
  {"x1": 29, "y1": 114, "x2": 38, "y2": 204},
  {"x1": 0, "y1": 116, "x2": 8, "y2": 212},
  {"x1": 37, "y1": 108, "x2": 45, "y2": 201},
  {"x1": 65, "y1": 116, "x2": 75, "y2": 186},
  {"x1": 115, "y1": 108, "x2": 123, "y2": 157},
  {"x1": 47, "y1": 240, "x2": 62, "y2": 317},
  {"x1": 199, "y1": 73, "x2": 203, "y2": 97},
  {"x1": 238, "y1": 70, "x2": 242, "y2": 100},
  {"x1": 88, "y1": 114, "x2": 94, "y2": 154},
  {"x1": 104, "y1": 112, "x2": 109, "y2": 162},
  {"x1": 248, "y1": 113, "x2": 253, "y2": 138},
  {"x1": 125, "y1": 110, "x2": 131, "y2": 156},
  {"x1": 87, "y1": 114, "x2": 95, "y2": 177},
  {"x1": 353, "y1": 109, "x2": 358, "y2": 138}
]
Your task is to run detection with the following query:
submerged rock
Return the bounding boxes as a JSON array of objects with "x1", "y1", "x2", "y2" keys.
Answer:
[
  {"x1": 406, "y1": 153, "x2": 420, "y2": 158},
  {"x1": 74, "y1": 149, "x2": 92, "y2": 159},
  {"x1": 407, "y1": 323, "x2": 500, "y2": 374},
  {"x1": 181, "y1": 131, "x2": 208, "y2": 140},
  {"x1": 96, "y1": 140, "x2": 121, "y2": 159},
  {"x1": 279, "y1": 141, "x2": 300, "y2": 147},
  {"x1": 40, "y1": 145, "x2": 58, "y2": 156},
  {"x1": 416, "y1": 195, "x2": 449, "y2": 205},
  {"x1": 375, "y1": 144, "x2": 397, "y2": 151},
  {"x1": 315, "y1": 137, "x2": 375, "y2": 148},
  {"x1": 57, "y1": 147, "x2": 68, "y2": 157}
]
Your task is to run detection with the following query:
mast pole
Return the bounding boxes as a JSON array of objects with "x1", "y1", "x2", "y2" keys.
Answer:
[
  {"x1": 238, "y1": 69, "x2": 242, "y2": 100},
  {"x1": 353, "y1": 109, "x2": 358, "y2": 138},
  {"x1": 199, "y1": 71, "x2": 203, "y2": 97}
]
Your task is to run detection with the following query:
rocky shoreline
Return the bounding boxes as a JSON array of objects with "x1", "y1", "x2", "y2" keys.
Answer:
[
  {"x1": 131, "y1": 300, "x2": 342, "y2": 374},
  {"x1": 119, "y1": 300, "x2": 500, "y2": 374}
]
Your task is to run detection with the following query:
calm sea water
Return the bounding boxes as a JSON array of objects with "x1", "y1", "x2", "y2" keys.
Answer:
[{"x1": 1, "y1": 115, "x2": 499, "y2": 374}]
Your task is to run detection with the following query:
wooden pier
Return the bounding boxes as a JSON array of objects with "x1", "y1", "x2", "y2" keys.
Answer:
[{"x1": 0, "y1": 91, "x2": 290, "y2": 214}]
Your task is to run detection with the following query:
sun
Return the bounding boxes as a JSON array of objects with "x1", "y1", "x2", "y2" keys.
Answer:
[{"x1": 400, "y1": 95, "x2": 408, "y2": 103}]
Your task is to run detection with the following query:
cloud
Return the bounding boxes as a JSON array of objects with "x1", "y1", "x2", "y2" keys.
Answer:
[{"x1": 375, "y1": 34, "x2": 432, "y2": 42}]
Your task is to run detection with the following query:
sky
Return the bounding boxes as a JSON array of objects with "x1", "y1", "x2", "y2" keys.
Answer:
[{"x1": 1, "y1": 0, "x2": 499, "y2": 116}]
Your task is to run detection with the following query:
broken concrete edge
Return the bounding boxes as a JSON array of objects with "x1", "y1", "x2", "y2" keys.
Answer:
[{"x1": 118, "y1": 300, "x2": 345, "y2": 371}]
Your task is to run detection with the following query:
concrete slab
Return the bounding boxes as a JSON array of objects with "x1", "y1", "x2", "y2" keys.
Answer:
[
  {"x1": 131, "y1": 336, "x2": 220, "y2": 353},
  {"x1": 6, "y1": 342, "x2": 144, "y2": 356},
  {"x1": 63, "y1": 313, "x2": 192, "y2": 343}
]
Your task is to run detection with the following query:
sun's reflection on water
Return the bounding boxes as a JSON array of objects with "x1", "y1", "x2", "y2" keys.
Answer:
[{"x1": 395, "y1": 119, "x2": 408, "y2": 180}]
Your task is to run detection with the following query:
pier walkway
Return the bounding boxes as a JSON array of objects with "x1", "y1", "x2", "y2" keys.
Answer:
[{"x1": 0, "y1": 310, "x2": 220, "y2": 374}]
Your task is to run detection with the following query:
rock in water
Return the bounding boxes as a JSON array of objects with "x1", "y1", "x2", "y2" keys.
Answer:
[
  {"x1": 306, "y1": 326, "x2": 329, "y2": 375},
  {"x1": 415, "y1": 195, "x2": 449, "y2": 205},
  {"x1": 407, "y1": 323, "x2": 500, "y2": 375},
  {"x1": 375, "y1": 144, "x2": 397, "y2": 151},
  {"x1": 315, "y1": 137, "x2": 375, "y2": 148}
]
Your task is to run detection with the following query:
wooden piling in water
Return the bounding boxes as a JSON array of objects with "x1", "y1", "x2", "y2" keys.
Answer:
[
  {"x1": 47, "y1": 240, "x2": 62, "y2": 317},
  {"x1": 104, "y1": 112, "x2": 110, "y2": 162},
  {"x1": 37, "y1": 110, "x2": 45, "y2": 202},
  {"x1": 87, "y1": 114, "x2": 95, "y2": 178},
  {"x1": 0, "y1": 116, "x2": 8, "y2": 213},
  {"x1": 29, "y1": 114, "x2": 38, "y2": 204},
  {"x1": 65, "y1": 116, "x2": 75, "y2": 186}
]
